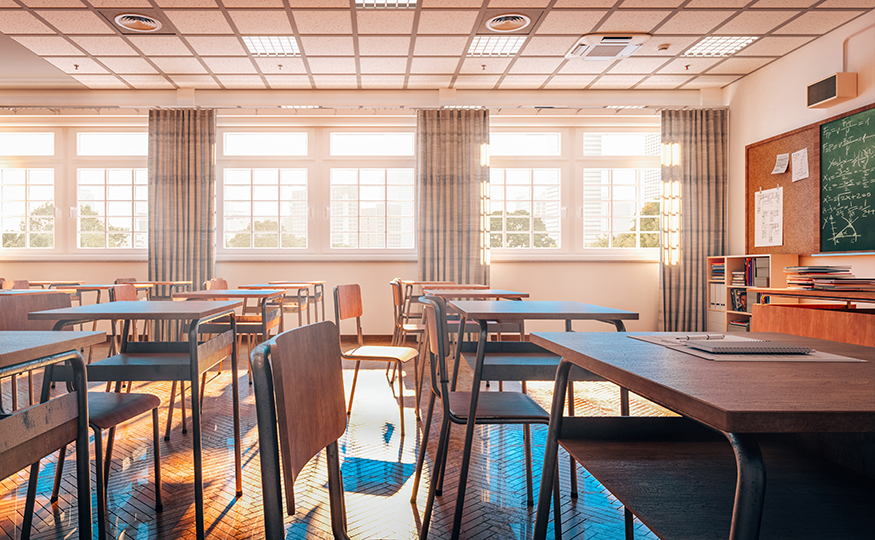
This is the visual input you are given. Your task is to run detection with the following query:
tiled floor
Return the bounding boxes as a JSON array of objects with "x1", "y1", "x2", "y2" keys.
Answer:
[{"x1": 1, "y1": 338, "x2": 670, "y2": 539}]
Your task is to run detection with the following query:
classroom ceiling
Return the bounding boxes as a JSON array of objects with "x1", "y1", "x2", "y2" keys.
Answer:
[{"x1": 0, "y1": 0, "x2": 871, "y2": 93}]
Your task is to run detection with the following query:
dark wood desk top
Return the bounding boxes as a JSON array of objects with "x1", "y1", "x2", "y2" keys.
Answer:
[
  {"x1": 28, "y1": 300, "x2": 242, "y2": 321},
  {"x1": 449, "y1": 300, "x2": 639, "y2": 321},
  {"x1": 0, "y1": 331, "x2": 104, "y2": 369},
  {"x1": 173, "y1": 289, "x2": 285, "y2": 300},
  {"x1": 531, "y1": 331, "x2": 875, "y2": 434},
  {"x1": 425, "y1": 289, "x2": 528, "y2": 299}
]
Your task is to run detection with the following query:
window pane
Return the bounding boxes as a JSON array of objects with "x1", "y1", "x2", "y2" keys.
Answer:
[
  {"x1": 77, "y1": 133, "x2": 147, "y2": 156},
  {"x1": 0, "y1": 133, "x2": 54, "y2": 156},
  {"x1": 330, "y1": 168, "x2": 415, "y2": 249},
  {"x1": 583, "y1": 133, "x2": 661, "y2": 156},
  {"x1": 222, "y1": 168, "x2": 308, "y2": 249},
  {"x1": 490, "y1": 133, "x2": 560, "y2": 156},
  {"x1": 582, "y1": 168, "x2": 661, "y2": 249},
  {"x1": 77, "y1": 168, "x2": 146, "y2": 249},
  {"x1": 0, "y1": 168, "x2": 54, "y2": 248},
  {"x1": 330, "y1": 133, "x2": 414, "y2": 156},
  {"x1": 224, "y1": 132, "x2": 308, "y2": 156},
  {"x1": 489, "y1": 168, "x2": 560, "y2": 249}
]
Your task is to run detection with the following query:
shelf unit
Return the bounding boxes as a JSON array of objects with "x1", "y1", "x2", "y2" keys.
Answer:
[{"x1": 706, "y1": 253, "x2": 798, "y2": 332}]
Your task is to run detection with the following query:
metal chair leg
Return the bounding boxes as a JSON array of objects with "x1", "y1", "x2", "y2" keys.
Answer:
[
  {"x1": 420, "y1": 415, "x2": 452, "y2": 540},
  {"x1": 410, "y1": 391, "x2": 436, "y2": 503},
  {"x1": 50, "y1": 444, "x2": 67, "y2": 503},
  {"x1": 92, "y1": 426, "x2": 108, "y2": 540},
  {"x1": 164, "y1": 380, "x2": 177, "y2": 441},
  {"x1": 21, "y1": 460, "x2": 41, "y2": 540},
  {"x1": 347, "y1": 361, "x2": 361, "y2": 416},
  {"x1": 153, "y1": 408, "x2": 164, "y2": 512},
  {"x1": 397, "y1": 361, "x2": 405, "y2": 437}
]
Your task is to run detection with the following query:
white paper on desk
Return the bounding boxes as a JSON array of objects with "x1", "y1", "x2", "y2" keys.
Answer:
[
  {"x1": 791, "y1": 148, "x2": 809, "y2": 182},
  {"x1": 771, "y1": 153, "x2": 789, "y2": 174},
  {"x1": 754, "y1": 186, "x2": 783, "y2": 247}
]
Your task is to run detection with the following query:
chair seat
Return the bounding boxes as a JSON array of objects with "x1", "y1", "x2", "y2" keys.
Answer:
[
  {"x1": 343, "y1": 345, "x2": 418, "y2": 363},
  {"x1": 402, "y1": 323, "x2": 426, "y2": 334},
  {"x1": 88, "y1": 392, "x2": 161, "y2": 430},
  {"x1": 447, "y1": 391, "x2": 550, "y2": 422}
]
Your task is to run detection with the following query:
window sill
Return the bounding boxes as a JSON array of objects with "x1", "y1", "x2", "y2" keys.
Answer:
[{"x1": 489, "y1": 252, "x2": 659, "y2": 263}]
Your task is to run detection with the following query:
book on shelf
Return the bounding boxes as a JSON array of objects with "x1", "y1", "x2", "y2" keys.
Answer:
[
  {"x1": 784, "y1": 266, "x2": 874, "y2": 291},
  {"x1": 727, "y1": 319, "x2": 750, "y2": 332},
  {"x1": 730, "y1": 288, "x2": 748, "y2": 312}
]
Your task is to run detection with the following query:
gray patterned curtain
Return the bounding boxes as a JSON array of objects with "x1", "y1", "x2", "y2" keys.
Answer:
[
  {"x1": 416, "y1": 109, "x2": 490, "y2": 285},
  {"x1": 148, "y1": 109, "x2": 216, "y2": 297},
  {"x1": 659, "y1": 109, "x2": 728, "y2": 331}
]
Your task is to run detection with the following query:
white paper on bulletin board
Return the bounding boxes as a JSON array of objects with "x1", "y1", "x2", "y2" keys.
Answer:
[{"x1": 755, "y1": 186, "x2": 783, "y2": 247}]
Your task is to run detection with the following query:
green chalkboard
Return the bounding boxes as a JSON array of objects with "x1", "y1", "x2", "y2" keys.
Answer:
[{"x1": 820, "y1": 106, "x2": 875, "y2": 252}]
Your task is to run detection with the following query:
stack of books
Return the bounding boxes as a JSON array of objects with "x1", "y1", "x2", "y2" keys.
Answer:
[
  {"x1": 710, "y1": 261, "x2": 725, "y2": 281},
  {"x1": 730, "y1": 271, "x2": 745, "y2": 286},
  {"x1": 783, "y1": 266, "x2": 853, "y2": 290},
  {"x1": 728, "y1": 319, "x2": 750, "y2": 332}
]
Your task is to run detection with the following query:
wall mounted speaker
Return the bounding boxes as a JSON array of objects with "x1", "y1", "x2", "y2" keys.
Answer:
[{"x1": 807, "y1": 73, "x2": 857, "y2": 109}]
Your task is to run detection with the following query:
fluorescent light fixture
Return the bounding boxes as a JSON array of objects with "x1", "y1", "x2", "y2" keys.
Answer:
[
  {"x1": 243, "y1": 36, "x2": 300, "y2": 57},
  {"x1": 605, "y1": 105, "x2": 646, "y2": 109},
  {"x1": 683, "y1": 36, "x2": 757, "y2": 57},
  {"x1": 467, "y1": 36, "x2": 526, "y2": 57},
  {"x1": 356, "y1": 0, "x2": 416, "y2": 7}
]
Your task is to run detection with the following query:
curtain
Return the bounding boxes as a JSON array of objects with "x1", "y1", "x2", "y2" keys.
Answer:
[
  {"x1": 148, "y1": 109, "x2": 216, "y2": 298},
  {"x1": 416, "y1": 109, "x2": 490, "y2": 285},
  {"x1": 659, "y1": 109, "x2": 728, "y2": 332}
]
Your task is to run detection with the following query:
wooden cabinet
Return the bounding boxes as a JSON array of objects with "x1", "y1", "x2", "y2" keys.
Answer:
[{"x1": 706, "y1": 253, "x2": 798, "y2": 332}]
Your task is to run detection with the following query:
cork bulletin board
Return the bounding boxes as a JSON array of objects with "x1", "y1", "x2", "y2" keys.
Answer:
[{"x1": 745, "y1": 103, "x2": 875, "y2": 255}]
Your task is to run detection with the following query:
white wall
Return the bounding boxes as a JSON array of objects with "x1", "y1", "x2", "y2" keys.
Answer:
[{"x1": 724, "y1": 12, "x2": 875, "y2": 276}]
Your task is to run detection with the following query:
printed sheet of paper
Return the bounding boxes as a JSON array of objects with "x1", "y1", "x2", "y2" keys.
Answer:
[
  {"x1": 791, "y1": 148, "x2": 809, "y2": 182},
  {"x1": 771, "y1": 153, "x2": 789, "y2": 174},
  {"x1": 754, "y1": 186, "x2": 783, "y2": 247}
]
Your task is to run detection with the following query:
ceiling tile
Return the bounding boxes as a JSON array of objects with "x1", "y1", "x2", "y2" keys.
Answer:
[
  {"x1": 817, "y1": 0, "x2": 874, "y2": 6},
  {"x1": 185, "y1": 36, "x2": 247, "y2": 56},
  {"x1": 588, "y1": 74, "x2": 645, "y2": 89},
  {"x1": 223, "y1": 0, "x2": 283, "y2": 6},
  {"x1": 543, "y1": 74, "x2": 597, "y2": 88},
  {"x1": 634, "y1": 36, "x2": 698, "y2": 55},
  {"x1": 558, "y1": 59, "x2": 616, "y2": 74},
  {"x1": 127, "y1": 36, "x2": 192, "y2": 56},
  {"x1": 312, "y1": 75, "x2": 358, "y2": 88},
  {"x1": 520, "y1": 36, "x2": 579, "y2": 56},
  {"x1": 286, "y1": 0, "x2": 347, "y2": 6},
  {"x1": 774, "y1": 10, "x2": 864, "y2": 35},
  {"x1": 150, "y1": 56, "x2": 208, "y2": 74},
  {"x1": 122, "y1": 75, "x2": 175, "y2": 88},
  {"x1": 0, "y1": 0, "x2": 18, "y2": 5},
  {"x1": 657, "y1": 57, "x2": 721, "y2": 74},
  {"x1": 70, "y1": 36, "x2": 138, "y2": 56},
  {"x1": 228, "y1": 11, "x2": 293, "y2": 34},
  {"x1": 218, "y1": 75, "x2": 265, "y2": 90},
  {"x1": 406, "y1": 74, "x2": 454, "y2": 88},
  {"x1": 715, "y1": 11, "x2": 798, "y2": 35},
  {"x1": 202, "y1": 56, "x2": 258, "y2": 74},
  {"x1": 706, "y1": 56, "x2": 773, "y2": 74},
  {"x1": 70, "y1": 74, "x2": 129, "y2": 89},
  {"x1": 509, "y1": 57, "x2": 564, "y2": 74},
  {"x1": 34, "y1": 10, "x2": 115, "y2": 34},
  {"x1": 43, "y1": 57, "x2": 107, "y2": 74},
  {"x1": 487, "y1": 0, "x2": 550, "y2": 7},
  {"x1": 597, "y1": 10, "x2": 672, "y2": 34},
  {"x1": 634, "y1": 74, "x2": 692, "y2": 88},
  {"x1": 88, "y1": 0, "x2": 153, "y2": 5},
  {"x1": 164, "y1": 10, "x2": 234, "y2": 34},
  {"x1": 535, "y1": 11, "x2": 607, "y2": 35},
  {"x1": 155, "y1": 0, "x2": 217, "y2": 6},
  {"x1": 413, "y1": 36, "x2": 468, "y2": 56},
  {"x1": 453, "y1": 75, "x2": 501, "y2": 89},
  {"x1": 292, "y1": 10, "x2": 352, "y2": 34},
  {"x1": 460, "y1": 57, "x2": 512, "y2": 74},
  {"x1": 552, "y1": 0, "x2": 615, "y2": 7},
  {"x1": 607, "y1": 56, "x2": 672, "y2": 74},
  {"x1": 356, "y1": 11, "x2": 415, "y2": 34},
  {"x1": 685, "y1": 0, "x2": 748, "y2": 6},
  {"x1": 736, "y1": 35, "x2": 814, "y2": 56},
  {"x1": 499, "y1": 74, "x2": 549, "y2": 88},
  {"x1": 422, "y1": 0, "x2": 482, "y2": 6},
  {"x1": 10, "y1": 36, "x2": 83, "y2": 56},
  {"x1": 264, "y1": 75, "x2": 312, "y2": 88},
  {"x1": 300, "y1": 36, "x2": 355, "y2": 56},
  {"x1": 410, "y1": 57, "x2": 461, "y2": 73},
  {"x1": 96, "y1": 56, "x2": 157, "y2": 74},
  {"x1": 655, "y1": 10, "x2": 734, "y2": 35},
  {"x1": 620, "y1": 0, "x2": 685, "y2": 6},
  {"x1": 21, "y1": 0, "x2": 85, "y2": 6},
  {"x1": 417, "y1": 10, "x2": 479, "y2": 34},
  {"x1": 361, "y1": 75, "x2": 406, "y2": 88},
  {"x1": 751, "y1": 0, "x2": 818, "y2": 7},
  {"x1": 169, "y1": 75, "x2": 220, "y2": 88},
  {"x1": 359, "y1": 36, "x2": 411, "y2": 56},
  {"x1": 255, "y1": 57, "x2": 306, "y2": 74},
  {"x1": 359, "y1": 57, "x2": 408, "y2": 74},
  {"x1": 307, "y1": 57, "x2": 357, "y2": 74},
  {"x1": 681, "y1": 74, "x2": 741, "y2": 88}
]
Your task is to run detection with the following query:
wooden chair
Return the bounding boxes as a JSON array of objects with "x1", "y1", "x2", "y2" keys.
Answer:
[
  {"x1": 250, "y1": 321, "x2": 350, "y2": 539},
  {"x1": 334, "y1": 284, "x2": 419, "y2": 436},
  {"x1": 108, "y1": 283, "x2": 141, "y2": 353},
  {"x1": 1, "y1": 279, "x2": 29, "y2": 289},
  {"x1": 411, "y1": 296, "x2": 555, "y2": 540}
]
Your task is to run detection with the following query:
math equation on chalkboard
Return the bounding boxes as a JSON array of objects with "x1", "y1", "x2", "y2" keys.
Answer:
[{"x1": 820, "y1": 107, "x2": 875, "y2": 252}]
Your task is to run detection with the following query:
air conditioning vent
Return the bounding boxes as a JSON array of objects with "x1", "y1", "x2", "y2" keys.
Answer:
[
  {"x1": 486, "y1": 14, "x2": 531, "y2": 33},
  {"x1": 566, "y1": 33, "x2": 650, "y2": 60},
  {"x1": 114, "y1": 14, "x2": 162, "y2": 33}
]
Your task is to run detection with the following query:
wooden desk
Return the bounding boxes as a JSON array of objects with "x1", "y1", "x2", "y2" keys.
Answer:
[
  {"x1": 241, "y1": 284, "x2": 312, "y2": 326},
  {"x1": 0, "y1": 330, "x2": 104, "y2": 540},
  {"x1": 28, "y1": 280, "x2": 83, "y2": 289},
  {"x1": 530, "y1": 331, "x2": 875, "y2": 540},
  {"x1": 29, "y1": 300, "x2": 242, "y2": 540},
  {"x1": 423, "y1": 288, "x2": 528, "y2": 300},
  {"x1": 267, "y1": 281, "x2": 327, "y2": 322},
  {"x1": 131, "y1": 280, "x2": 192, "y2": 298}
]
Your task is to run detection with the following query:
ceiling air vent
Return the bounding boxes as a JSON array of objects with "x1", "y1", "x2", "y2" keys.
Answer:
[
  {"x1": 486, "y1": 14, "x2": 531, "y2": 33},
  {"x1": 566, "y1": 34, "x2": 650, "y2": 60},
  {"x1": 114, "y1": 14, "x2": 162, "y2": 33}
]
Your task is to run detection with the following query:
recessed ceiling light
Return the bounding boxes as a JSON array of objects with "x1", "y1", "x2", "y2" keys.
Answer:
[
  {"x1": 114, "y1": 14, "x2": 162, "y2": 33},
  {"x1": 467, "y1": 36, "x2": 527, "y2": 57},
  {"x1": 356, "y1": 0, "x2": 416, "y2": 7},
  {"x1": 683, "y1": 36, "x2": 757, "y2": 57},
  {"x1": 486, "y1": 14, "x2": 531, "y2": 33},
  {"x1": 243, "y1": 36, "x2": 300, "y2": 57}
]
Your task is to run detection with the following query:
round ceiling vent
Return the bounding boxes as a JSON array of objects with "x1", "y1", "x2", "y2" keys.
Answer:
[
  {"x1": 114, "y1": 14, "x2": 162, "y2": 33},
  {"x1": 486, "y1": 14, "x2": 531, "y2": 33}
]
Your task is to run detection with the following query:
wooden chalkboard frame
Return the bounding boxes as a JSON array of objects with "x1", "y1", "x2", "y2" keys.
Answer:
[{"x1": 745, "y1": 102, "x2": 875, "y2": 255}]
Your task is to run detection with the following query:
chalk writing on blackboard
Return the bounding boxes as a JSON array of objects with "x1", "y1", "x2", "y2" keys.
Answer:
[{"x1": 820, "y1": 107, "x2": 875, "y2": 252}]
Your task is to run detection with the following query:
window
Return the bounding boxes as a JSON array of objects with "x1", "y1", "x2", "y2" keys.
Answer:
[
  {"x1": 583, "y1": 169, "x2": 661, "y2": 249},
  {"x1": 330, "y1": 168, "x2": 414, "y2": 249},
  {"x1": 0, "y1": 133, "x2": 54, "y2": 156},
  {"x1": 330, "y1": 133, "x2": 414, "y2": 156},
  {"x1": 1, "y1": 168, "x2": 54, "y2": 248},
  {"x1": 78, "y1": 133, "x2": 148, "y2": 156},
  {"x1": 489, "y1": 168, "x2": 560, "y2": 249},
  {"x1": 77, "y1": 168, "x2": 148, "y2": 249},
  {"x1": 583, "y1": 133, "x2": 660, "y2": 156},
  {"x1": 223, "y1": 132, "x2": 308, "y2": 156},
  {"x1": 490, "y1": 133, "x2": 560, "y2": 156},
  {"x1": 223, "y1": 168, "x2": 308, "y2": 249}
]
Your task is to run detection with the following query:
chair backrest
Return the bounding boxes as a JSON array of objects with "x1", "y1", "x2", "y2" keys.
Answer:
[
  {"x1": 421, "y1": 296, "x2": 453, "y2": 405},
  {"x1": 0, "y1": 292, "x2": 72, "y2": 331},
  {"x1": 389, "y1": 279, "x2": 404, "y2": 329},
  {"x1": 114, "y1": 277, "x2": 137, "y2": 284},
  {"x1": 1, "y1": 280, "x2": 29, "y2": 290},
  {"x1": 334, "y1": 284, "x2": 365, "y2": 348},
  {"x1": 110, "y1": 283, "x2": 138, "y2": 302},
  {"x1": 205, "y1": 278, "x2": 229, "y2": 290}
]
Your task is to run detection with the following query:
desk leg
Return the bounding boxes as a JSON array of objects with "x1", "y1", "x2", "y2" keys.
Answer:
[
  {"x1": 188, "y1": 324, "x2": 206, "y2": 540},
  {"x1": 725, "y1": 432, "x2": 765, "y2": 540},
  {"x1": 231, "y1": 319, "x2": 243, "y2": 496},
  {"x1": 450, "y1": 316, "x2": 468, "y2": 391}
]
